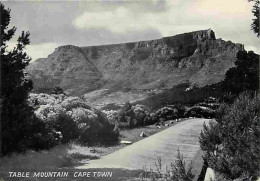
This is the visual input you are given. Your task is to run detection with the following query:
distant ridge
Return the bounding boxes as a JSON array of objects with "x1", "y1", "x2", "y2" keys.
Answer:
[{"x1": 27, "y1": 29, "x2": 244, "y2": 96}]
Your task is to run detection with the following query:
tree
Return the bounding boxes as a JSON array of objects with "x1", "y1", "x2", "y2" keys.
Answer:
[
  {"x1": 221, "y1": 50, "x2": 259, "y2": 96},
  {"x1": 0, "y1": 3, "x2": 34, "y2": 155},
  {"x1": 200, "y1": 92, "x2": 260, "y2": 180},
  {"x1": 249, "y1": 0, "x2": 259, "y2": 37}
]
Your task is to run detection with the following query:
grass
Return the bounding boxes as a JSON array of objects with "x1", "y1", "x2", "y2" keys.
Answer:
[{"x1": 0, "y1": 143, "x2": 102, "y2": 172}]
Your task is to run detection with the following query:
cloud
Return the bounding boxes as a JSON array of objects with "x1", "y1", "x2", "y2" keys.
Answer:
[
  {"x1": 72, "y1": 0, "x2": 252, "y2": 35},
  {"x1": 6, "y1": 41, "x2": 60, "y2": 61},
  {"x1": 73, "y1": 7, "x2": 153, "y2": 33},
  {"x1": 72, "y1": 4, "x2": 190, "y2": 35},
  {"x1": 4, "y1": 0, "x2": 259, "y2": 57},
  {"x1": 72, "y1": 0, "x2": 260, "y2": 54},
  {"x1": 25, "y1": 43, "x2": 60, "y2": 61}
]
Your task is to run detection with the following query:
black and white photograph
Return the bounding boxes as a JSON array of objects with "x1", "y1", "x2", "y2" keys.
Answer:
[{"x1": 0, "y1": 0, "x2": 259, "y2": 180}]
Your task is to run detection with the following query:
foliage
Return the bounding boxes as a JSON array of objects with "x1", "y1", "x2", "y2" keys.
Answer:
[
  {"x1": 249, "y1": 0, "x2": 259, "y2": 37},
  {"x1": 0, "y1": 3, "x2": 51, "y2": 155},
  {"x1": 141, "y1": 149, "x2": 194, "y2": 181},
  {"x1": 136, "y1": 83, "x2": 223, "y2": 111},
  {"x1": 222, "y1": 51, "x2": 259, "y2": 96},
  {"x1": 115, "y1": 102, "x2": 152, "y2": 129},
  {"x1": 102, "y1": 109, "x2": 118, "y2": 123},
  {"x1": 199, "y1": 92, "x2": 260, "y2": 180},
  {"x1": 167, "y1": 149, "x2": 194, "y2": 181},
  {"x1": 184, "y1": 106, "x2": 215, "y2": 118},
  {"x1": 52, "y1": 113, "x2": 78, "y2": 144},
  {"x1": 111, "y1": 100, "x2": 215, "y2": 130},
  {"x1": 154, "y1": 106, "x2": 179, "y2": 122},
  {"x1": 2, "y1": 106, "x2": 61, "y2": 154},
  {"x1": 30, "y1": 93, "x2": 119, "y2": 146}
]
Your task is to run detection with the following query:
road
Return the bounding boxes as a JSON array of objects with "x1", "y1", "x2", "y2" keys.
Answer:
[{"x1": 77, "y1": 118, "x2": 210, "y2": 171}]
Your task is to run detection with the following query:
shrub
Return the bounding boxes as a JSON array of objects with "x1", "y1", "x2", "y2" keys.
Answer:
[
  {"x1": 166, "y1": 149, "x2": 194, "y2": 181},
  {"x1": 29, "y1": 93, "x2": 65, "y2": 106},
  {"x1": 53, "y1": 113, "x2": 79, "y2": 144},
  {"x1": 61, "y1": 96, "x2": 91, "y2": 110},
  {"x1": 102, "y1": 110, "x2": 118, "y2": 123},
  {"x1": 154, "y1": 106, "x2": 178, "y2": 120},
  {"x1": 199, "y1": 92, "x2": 260, "y2": 180},
  {"x1": 115, "y1": 102, "x2": 151, "y2": 129},
  {"x1": 140, "y1": 149, "x2": 194, "y2": 181},
  {"x1": 76, "y1": 110, "x2": 118, "y2": 146},
  {"x1": 2, "y1": 107, "x2": 61, "y2": 154},
  {"x1": 32, "y1": 93, "x2": 119, "y2": 146},
  {"x1": 185, "y1": 106, "x2": 215, "y2": 118}
]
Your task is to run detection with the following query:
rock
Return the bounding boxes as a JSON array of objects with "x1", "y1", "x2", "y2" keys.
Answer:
[
  {"x1": 204, "y1": 168, "x2": 215, "y2": 181},
  {"x1": 176, "y1": 119, "x2": 179, "y2": 122},
  {"x1": 140, "y1": 132, "x2": 146, "y2": 137},
  {"x1": 170, "y1": 121, "x2": 174, "y2": 124},
  {"x1": 157, "y1": 126, "x2": 161, "y2": 129},
  {"x1": 165, "y1": 124, "x2": 169, "y2": 126},
  {"x1": 120, "y1": 140, "x2": 132, "y2": 144},
  {"x1": 90, "y1": 148, "x2": 96, "y2": 153}
]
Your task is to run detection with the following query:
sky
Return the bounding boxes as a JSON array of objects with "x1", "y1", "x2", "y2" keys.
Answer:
[{"x1": 3, "y1": 0, "x2": 260, "y2": 61}]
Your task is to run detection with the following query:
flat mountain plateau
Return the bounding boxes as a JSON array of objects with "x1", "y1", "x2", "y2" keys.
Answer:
[{"x1": 27, "y1": 29, "x2": 244, "y2": 107}]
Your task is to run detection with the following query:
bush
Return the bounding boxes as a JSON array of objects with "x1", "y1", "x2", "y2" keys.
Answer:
[
  {"x1": 102, "y1": 110, "x2": 118, "y2": 123},
  {"x1": 115, "y1": 102, "x2": 151, "y2": 129},
  {"x1": 185, "y1": 106, "x2": 215, "y2": 118},
  {"x1": 76, "y1": 110, "x2": 119, "y2": 146},
  {"x1": 154, "y1": 106, "x2": 178, "y2": 120},
  {"x1": 61, "y1": 96, "x2": 91, "y2": 110},
  {"x1": 140, "y1": 149, "x2": 194, "y2": 181},
  {"x1": 2, "y1": 106, "x2": 61, "y2": 154},
  {"x1": 53, "y1": 113, "x2": 79, "y2": 144},
  {"x1": 31, "y1": 93, "x2": 119, "y2": 146},
  {"x1": 199, "y1": 92, "x2": 260, "y2": 180}
]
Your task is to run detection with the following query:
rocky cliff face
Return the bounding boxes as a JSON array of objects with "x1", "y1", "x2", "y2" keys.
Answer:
[{"x1": 27, "y1": 29, "x2": 244, "y2": 96}]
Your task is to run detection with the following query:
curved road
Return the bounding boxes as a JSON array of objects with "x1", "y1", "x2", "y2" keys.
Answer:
[{"x1": 77, "y1": 118, "x2": 210, "y2": 170}]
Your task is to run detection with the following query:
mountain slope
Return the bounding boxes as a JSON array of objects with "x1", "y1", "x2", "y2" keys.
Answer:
[
  {"x1": 27, "y1": 45, "x2": 103, "y2": 95},
  {"x1": 27, "y1": 29, "x2": 244, "y2": 97}
]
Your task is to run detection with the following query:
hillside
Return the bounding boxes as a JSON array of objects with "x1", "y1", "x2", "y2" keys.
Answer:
[{"x1": 27, "y1": 29, "x2": 244, "y2": 105}]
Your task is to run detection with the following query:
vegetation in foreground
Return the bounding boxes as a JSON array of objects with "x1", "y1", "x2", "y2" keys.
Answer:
[
  {"x1": 0, "y1": 119, "x2": 181, "y2": 172},
  {"x1": 200, "y1": 92, "x2": 260, "y2": 180},
  {"x1": 139, "y1": 149, "x2": 194, "y2": 181},
  {"x1": 198, "y1": 36, "x2": 259, "y2": 180}
]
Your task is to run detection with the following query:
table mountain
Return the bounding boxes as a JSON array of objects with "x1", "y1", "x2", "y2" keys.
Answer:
[{"x1": 27, "y1": 29, "x2": 244, "y2": 98}]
